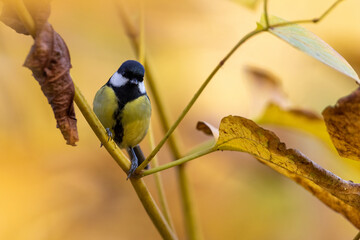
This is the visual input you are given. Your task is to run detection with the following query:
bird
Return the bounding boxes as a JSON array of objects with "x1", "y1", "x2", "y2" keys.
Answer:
[{"x1": 93, "y1": 60, "x2": 151, "y2": 179}]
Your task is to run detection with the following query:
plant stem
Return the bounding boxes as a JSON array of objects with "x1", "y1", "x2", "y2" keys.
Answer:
[
  {"x1": 116, "y1": 5, "x2": 196, "y2": 239},
  {"x1": 73, "y1": 84, "x2": 130, "y2": 172},
  {"x1": 179, "y1": 164, "x2": 202, "y2": 240},
  {"x1": 142, "y1": 146, "x2": 215, "y2": 177},
  {"x1": 148, "y1": 124, "x2": 176, "y2": 230},
  {"x1": 131, "y1": 178, "x2": 178, "y2": 240},
  {"x1": 117, "y1": 3, "x2": 182, "y2": 167},
  {"x1": 267, "y1": 0, "x2": 344, "y2": 28},
  {"x1": 135, "y1": 3, "x2": 175, "y2": 232},
  {"x1": 145, "y1": 28, "x2": 264, "y2": 163},
  {"x1": 354, "y1": 231, "x2": 360, "y2": 240},
  {"x1": 139, "y1": 28, "x2": 263, "y2": 240},
  {"x1": 263, "y1": 0, "x2": 269, "y2": 28}
]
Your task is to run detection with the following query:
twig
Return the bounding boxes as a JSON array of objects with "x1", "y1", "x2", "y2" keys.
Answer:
[
  {"x1": 263, "y1": 0, "x2": 269, "y2": 28},
  {"x1": 354, "y1": 231, "x2": 360, "y2": 240},
  {"x1": 148, "y1": 124, "x2": 176, "y2": 231},
  {"x1": 145, "y1": 28, "x2": 264, "y2": 163},
  {"x1": 267, "y1": 0, "x2": 343, "y2": 28},
  {"x1": 142, "y1": 146, "x2": 215, "y2": 177},
  {"x1": 131, "y1": 178, "x2": 177, "y2": 240}
]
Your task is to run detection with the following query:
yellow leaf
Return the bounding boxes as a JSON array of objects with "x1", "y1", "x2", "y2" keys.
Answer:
[
  {"x1": 256, "y1": 103, "x2": 333, "y2": 148},
  {"x1": 212, "y1": 115, "x2": 360, "y2": 229}
]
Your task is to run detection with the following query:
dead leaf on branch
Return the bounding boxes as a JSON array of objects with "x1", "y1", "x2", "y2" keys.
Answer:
[
  {"x1": 322, "y1": 87, "x2": 360, "y2": 161},
  {"x1": 196, "y1": 121, "x2": 219, "y2": 139},
  {"x1": 1, "y1": 1, "x2": 78, "y2": 145},
  {"x1": 197, "y1": 115, "x2": 360, "y2": 229}
]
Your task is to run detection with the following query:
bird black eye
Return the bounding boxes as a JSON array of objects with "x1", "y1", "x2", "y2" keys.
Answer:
[{"x1": 123, "y1": 71, "x2": 144, "y2": 81}]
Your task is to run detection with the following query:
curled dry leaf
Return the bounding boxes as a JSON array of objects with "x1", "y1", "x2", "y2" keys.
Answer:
[
  {"x1": 1, "y1": 1, "x2": 78, "y2": 145},
  {"x1": 196, "y1": 121, "x2": 219, "y2": 139},
  {"x1": 24, "y1": 23, "x2": 78, "y2": 145},
  {"x1": 322, "y1": 87, "x2": 360, "y2": 161},
  {"x1": 198, "y1": 115, "x2": 360, "y2": 229}
]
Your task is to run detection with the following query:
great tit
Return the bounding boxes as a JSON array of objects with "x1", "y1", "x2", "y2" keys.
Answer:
[{"x1": 93, "y1": 60, "x2": 151, "y2": 178}]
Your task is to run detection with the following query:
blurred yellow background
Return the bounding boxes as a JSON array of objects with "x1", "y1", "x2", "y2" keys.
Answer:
[{"x1": 1, "y1": 0, "x2": 360, "y2": 239}]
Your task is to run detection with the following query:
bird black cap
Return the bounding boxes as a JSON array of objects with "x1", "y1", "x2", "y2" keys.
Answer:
[{"x1": 117, "y1": 60, "x2": 145, "y2": 81}]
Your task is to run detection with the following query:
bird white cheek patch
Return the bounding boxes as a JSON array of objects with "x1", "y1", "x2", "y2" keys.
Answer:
[
  {"x1": 110, "y1": 72, "x2": 128, "y2": 87},
  {"x1": 138, "y1": 81, "x2": 146, "y2": 94}
]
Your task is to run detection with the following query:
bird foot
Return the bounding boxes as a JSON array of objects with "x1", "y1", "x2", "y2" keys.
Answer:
[
  {"x1": 127, "y1": 158, "x2": 138, "y2": 180},
  {"x1": 100, "y1": 128, "x2": 113, "y2": 147}
]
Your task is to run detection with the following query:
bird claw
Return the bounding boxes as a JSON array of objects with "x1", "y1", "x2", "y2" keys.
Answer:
[
  {"x1": 100, "y1": 128, "x2": 113, "y2": 147},
  {"x1": 127, "y1": 159, "x2": 138, "y2": 180},
  {"x1": 106, "y1": 128, "x2": 113, "y2": 142},
  {"x1": 127, "y1": 148, "x2": 139, "y2": 180}
]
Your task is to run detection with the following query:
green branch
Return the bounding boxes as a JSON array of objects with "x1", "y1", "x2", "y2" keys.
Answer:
[
  {"x1": 142, "y1": 146, "x2": 215, "y2": 177},
  {"x1": 148, "y1": 124, "x2": 176, "y2": 230},
  {"x1": 354, "y1": 231, "x2": 360, "y2": 240},
  {"x1": 145, "y1": 28, "x2": 264, "y2": 163},
  {"x1": 263, "y1": 0, "x2": 269, "y2": 28},
  {"x1": 74, "y1": 84, "x2": 130, "y2": 172},
  {"x1": 266, "y1": 0, "x2": 344, "y2": 28},
  {"x1": 131, "y1": 178, "x2": 177, "y2": 240}
]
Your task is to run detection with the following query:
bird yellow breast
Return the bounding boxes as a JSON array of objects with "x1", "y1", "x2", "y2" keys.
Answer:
[
  {"x1": 93, "y1": 85, "x2": 151, "y2": 148},
  {"x1": 120, "y1": 95, "x2": 151, "y2": 148},
  {"x1": 93, "y1": 85, "x2": 118, "y2": 135}
]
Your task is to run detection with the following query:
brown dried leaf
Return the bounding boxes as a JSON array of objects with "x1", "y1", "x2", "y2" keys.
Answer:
[
  {"x1": 322, "y1": 87, "x2": 360, "y2": 161},
  {"x1": 0, "y1": 0, "x2": 50, "y2": 35},
  {"x1": 24, "y1": 23, "x2": 78, "y2": 145},
  {"x1": 202, "y1": 115, "x2": 360, "y2": 229}
]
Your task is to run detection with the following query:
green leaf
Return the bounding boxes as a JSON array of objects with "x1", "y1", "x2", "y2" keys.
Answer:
[{"x1": 258, "y1": 14, "x2": 360, "y2": 83}]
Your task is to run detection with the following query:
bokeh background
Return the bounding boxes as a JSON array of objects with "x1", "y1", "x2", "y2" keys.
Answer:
[{"x1": 1, "y1": 0, "x2": 360, "y2": 239}]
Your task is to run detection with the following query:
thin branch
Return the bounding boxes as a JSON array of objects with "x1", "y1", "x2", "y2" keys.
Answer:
[
  {"x1": 142, "y1": 146, "x2": 215, "y2": 177},
  {"x1": 148, "y1": 124, "x2": 176, "y2": 231},
  {"x1": 116, "y1": 3, "x2": 182, "y2": 166},
  {"x1": 131, "y1": 178, "x2": 178, "y2": 240},
  {"x1": 145, "y1": 28, "x2": 264, "y2": 163},
  {"x1": 354, "y1": 231, "x2": 360, "y2": 240},
  {"x1": 74, "y1": 84, "x2": 130, "y2": 171},
  {"x1": 116, "y1": 4, "x2": 197, "y2": 240},
  {"x1": 263, "y1": 0, "x2": 269, "y2": 28},
  {"x1": 268, "y1": 0, "x2": 343, "y2": 28}
]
